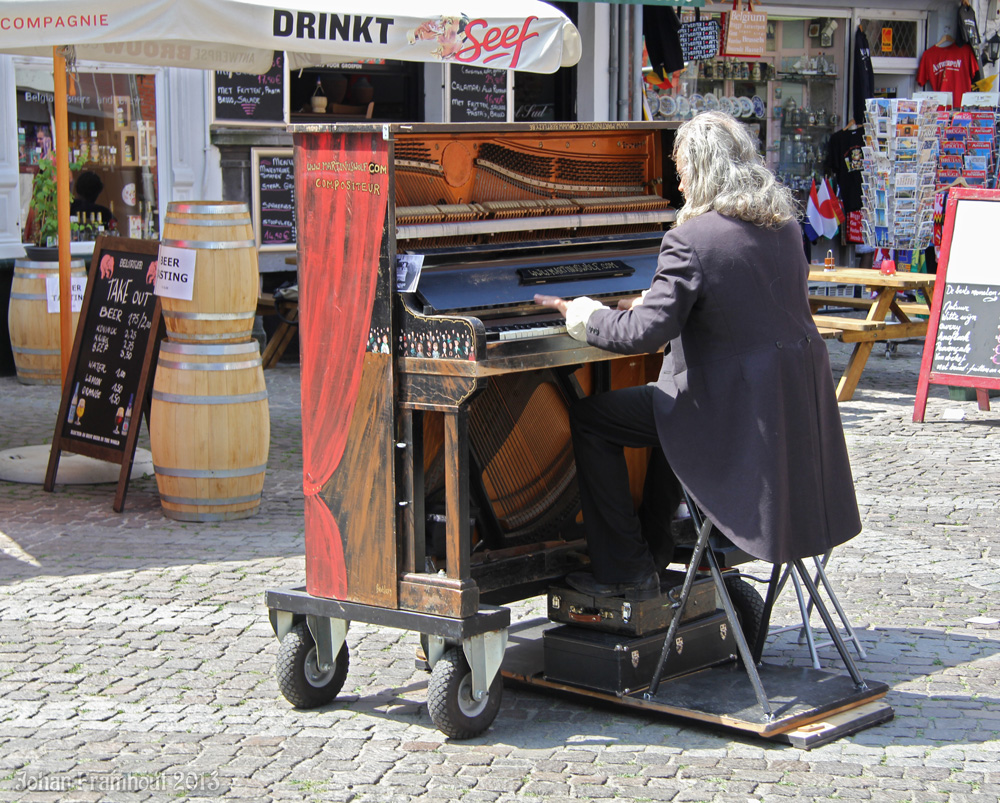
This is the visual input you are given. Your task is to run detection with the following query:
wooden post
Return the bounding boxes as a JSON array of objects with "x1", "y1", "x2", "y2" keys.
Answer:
[{"x1": 53, "y1": 47, "x2": 73, "y2": 387}]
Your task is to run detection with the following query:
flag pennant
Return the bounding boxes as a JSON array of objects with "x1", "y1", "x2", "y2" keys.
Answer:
[{"x1": 804, "y1": 179, "x2": 824, "y2": 242}]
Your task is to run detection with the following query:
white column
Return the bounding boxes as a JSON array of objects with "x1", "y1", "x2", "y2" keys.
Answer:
[
  {"x1": 0, "y1": 56, "x2": 25, "y2": 259},
  {"x1": 157, "y1": 68, "x2": 222, "y2": 212},
  {"x1": 577, "y1": 4, "x2": 612, "y2": 122}
]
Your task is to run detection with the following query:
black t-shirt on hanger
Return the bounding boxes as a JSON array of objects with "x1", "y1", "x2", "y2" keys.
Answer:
[{"x1": 824, "y1": 127, "x2": 865, "y2": 213}]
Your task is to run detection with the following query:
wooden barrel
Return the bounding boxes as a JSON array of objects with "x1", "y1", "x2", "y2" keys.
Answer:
[
  {"x1": 8, "y1": 258, "x2": 86, "y2": 384},
  {"x1": 159, "y1": 201, "x2": 259, "y2": 343},
  {"x1": 150, "y1": 341, "x2": 270, "y2": 521}
]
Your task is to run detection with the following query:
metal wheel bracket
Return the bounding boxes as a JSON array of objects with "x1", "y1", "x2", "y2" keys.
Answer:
[
  {"x1": 269, "y1": 609, "x2": 295, "y2": 642},
  {"x1": 462, "y1": 629, "x2": 508, "y2": 702},
  {"x1": 425, "y1": 634, "x2": 447, "y2": 670},
  {"x1": 306, "y1": 615, "x2": 349, "y2": 672}
]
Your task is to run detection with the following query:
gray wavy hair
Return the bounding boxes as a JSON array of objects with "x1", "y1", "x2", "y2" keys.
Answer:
[{"x1": 672, "y1": 111, "x2": 798, "y2": 229}]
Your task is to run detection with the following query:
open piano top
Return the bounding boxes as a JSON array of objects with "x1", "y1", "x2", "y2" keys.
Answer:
[{"x1": 378, "y1": 122, "x2": 680, "y2": 371}]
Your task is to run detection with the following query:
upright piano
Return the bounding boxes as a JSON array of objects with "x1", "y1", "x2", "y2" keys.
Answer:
[{"x1": 292, "y1": 122, "x2": 679, "y2": 619}]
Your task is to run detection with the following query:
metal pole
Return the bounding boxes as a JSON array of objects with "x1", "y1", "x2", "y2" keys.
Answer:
[{"x1": 53, "y1": 47, "x2": 72, "y2": 387}]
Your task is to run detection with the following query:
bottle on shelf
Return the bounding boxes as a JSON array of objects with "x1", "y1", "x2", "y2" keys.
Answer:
[{"x1": 89, "y1": 123, "x2": 98, "y2": 165}]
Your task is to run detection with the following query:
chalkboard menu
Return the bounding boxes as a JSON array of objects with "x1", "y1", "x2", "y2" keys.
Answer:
[
  {"x1": 448, "y1": 65, "x2": 509, "y2": 122},
  {"x1": 212, "y1": 51, "x2": 287, "y2": 126},
  {"x1": 915, "y1": 190, "x2": 1000, "y2": 421},
  {"x1": 45, "y1": 237, "x2": 163, "y2": 510},
  {"x1": 252, "y1": 148, "x2": 296, "y2": 251}
]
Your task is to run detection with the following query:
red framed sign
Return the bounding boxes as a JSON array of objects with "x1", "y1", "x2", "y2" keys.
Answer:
[{"x1": 914, "y1": 187, "x2": 1000, "y2": 422}]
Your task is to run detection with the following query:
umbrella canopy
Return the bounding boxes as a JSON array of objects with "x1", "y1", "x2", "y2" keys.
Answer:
[
  {"x1": 0, "y1": 0, "x2": 582, "y2": 73},
  {"x1": 2, "y1": 0, "x2": 580, "y2": 382}
]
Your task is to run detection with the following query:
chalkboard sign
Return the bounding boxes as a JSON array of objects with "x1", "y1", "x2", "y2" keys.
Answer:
[
  {"x1": 252, "y1": 148, "x2": 296, "y2": 251},
  {"x1": 448, "y1": 65, "x2": 509, "y2": 122},
  {"x1": 915, "y1": 188, "x2": 1000, "y2": 421},
  {"x1": 45, "y1": 237, "x2": 164, "y2": 510},
  {"x1": 212, "y1": 51, "x2": 288, "y2": 126}
]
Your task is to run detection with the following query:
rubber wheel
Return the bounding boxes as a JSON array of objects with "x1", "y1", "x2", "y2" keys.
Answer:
[
  {"x1": 275, "y1": 622, "x2": 349, "y2": 709},
  {"x1": 723, "y1": 574, "x2": 766, "y2": 664},
  {"x1": 427, "y1": 647, "x2": 502, "y2": 739}
]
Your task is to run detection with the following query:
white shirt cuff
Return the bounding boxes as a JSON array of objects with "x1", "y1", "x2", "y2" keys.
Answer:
[{"x1": 565, "y1": 296, "x2": 605, "y2": 342}]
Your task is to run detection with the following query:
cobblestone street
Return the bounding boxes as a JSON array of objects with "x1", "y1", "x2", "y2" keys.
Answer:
[{"x1": 1, "y1": 339, "x2": 999, "y2": 802}]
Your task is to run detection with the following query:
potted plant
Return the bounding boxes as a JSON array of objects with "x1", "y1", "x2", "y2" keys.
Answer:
[{"x1": 24, "y1": 156, "x2": 80, "y2": 260}]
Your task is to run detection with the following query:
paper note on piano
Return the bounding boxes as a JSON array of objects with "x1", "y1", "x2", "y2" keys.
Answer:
[{"x1": 396, "y1": 254, "x2": 424, "y2": 293}]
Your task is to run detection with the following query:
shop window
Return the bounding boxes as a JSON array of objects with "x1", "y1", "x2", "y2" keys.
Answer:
[
  {"x1": 860, "y1": 19, "x2": 920, "y2": 60},
  {"x1": 514, "y1": 0, "x2": 577, "y2": 122},
  {"x1": 16, "y1": 70, "x2": 159, "y2": 244},
  {"x1": 289, "y1": 61, "x2": 423, "y2": 121}
]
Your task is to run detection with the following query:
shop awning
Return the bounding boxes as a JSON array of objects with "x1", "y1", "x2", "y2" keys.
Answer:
[
  {"x1": 578, "y1": 0, "x2": 705, "y2": 6},
  {"x1": 0, "y1": 0, "x2": 582, "y2": 74}
]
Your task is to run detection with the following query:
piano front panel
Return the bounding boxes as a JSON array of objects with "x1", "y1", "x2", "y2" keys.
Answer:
[
  {"x1": 291, "y1": 122, "x2": 679, "y2": 611},
  {"x1": 295, "y1": 128, "x2": 399, "y2": 607}
]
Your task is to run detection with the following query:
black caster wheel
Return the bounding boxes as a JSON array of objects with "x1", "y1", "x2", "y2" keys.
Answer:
[
  {"x1": 724, "y1": 574, "x2": 766, "y2": 664},
  {"x1": 275, "y1": 622, "x2": 349, "y2": 709},
  {"x1": 427, "y1": 647, "x2": 502, "y2": 739}
]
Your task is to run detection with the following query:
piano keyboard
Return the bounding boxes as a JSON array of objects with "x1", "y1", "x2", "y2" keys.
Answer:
[{"x1": 486, "y1": 320, "x2": 568, "y2": 342}]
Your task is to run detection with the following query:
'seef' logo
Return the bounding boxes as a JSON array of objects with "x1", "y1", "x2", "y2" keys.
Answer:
[{"x1": 456, "y1": 17, "x2": 539, "y2": 69}]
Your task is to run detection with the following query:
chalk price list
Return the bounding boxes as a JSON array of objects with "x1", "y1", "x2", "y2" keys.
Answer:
[
  {"x1": 258, "y1": 154, "x2": 296, "y2": 245},
  {"x1": 932, "y1": 283, "x2": 1000, "y2": 378},
  {"x1": 65, "y1": 253, "x2": 157, "y2": 450}
]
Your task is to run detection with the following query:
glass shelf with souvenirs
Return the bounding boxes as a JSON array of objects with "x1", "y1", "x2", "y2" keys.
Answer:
[
  {"x1": 648, "y1": 59, "x2": 772, "y2": 141},
  {"x1": 770, "y1": 70, "x2": 839, "y2": 204}
]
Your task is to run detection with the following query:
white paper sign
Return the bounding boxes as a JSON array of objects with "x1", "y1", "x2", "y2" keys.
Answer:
[
  {"x1": 960, "y1": 91, "x2": 1000, "y2": 108},
  {"x1": 154, "y1": 244, "x2": 196, "y2": 301},
  {"x1": 395, "y1": 254, "x2": 424, "y2": 292},
  {"x1": 45, "y1": 275, "x2": 87, "y2": 313}
]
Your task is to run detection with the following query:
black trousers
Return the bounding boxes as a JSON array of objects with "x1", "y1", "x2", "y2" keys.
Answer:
[{"x1": 569, "y1": 384, "x2": 683, "y2": 583}]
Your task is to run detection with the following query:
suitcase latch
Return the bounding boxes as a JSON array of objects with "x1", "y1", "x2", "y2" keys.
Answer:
[
  {"x1": 675, "y1": 636, "x2": 684, "y2": 654},
  {"x1": 551, "y1": 594, "x2": 561, "y2": 610},
  {"x1": 720, "y1": 623, "x2": 728, "y2": 641},
  {"x1": 631, "y1": 649, "x2": 640, "y2": 668},
  {"x1": 621, "y1": 602, "x2": 632, "y2": 623}
]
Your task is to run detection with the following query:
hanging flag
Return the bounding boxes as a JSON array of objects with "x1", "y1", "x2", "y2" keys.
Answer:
[
  {"x1": 804, "y1": 179, "x2": 823, "y2": 242},
  {"x1": 816, "y1": 178, "x2": 841, "y2": 239},
  {"x1": 824, "y1": 177, "x2": 845, "y2": 231}
]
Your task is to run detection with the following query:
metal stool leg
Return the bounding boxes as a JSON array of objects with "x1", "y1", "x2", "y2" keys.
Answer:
[
  {"x1": 811, "y1": 554, "x2": 868, "y2": 660},
  {"x1": 647, "y1": 494, "x2": 775, "y2": 720},
  {"x1": 767, "y1": 550, "x2": 867, "y2": 666},
  {"x1": 792, "y1": 559, "x2": 868, "y2": 690},
  {"x1": 788, "y1": 568, "x2": 822, "y2": 670}
]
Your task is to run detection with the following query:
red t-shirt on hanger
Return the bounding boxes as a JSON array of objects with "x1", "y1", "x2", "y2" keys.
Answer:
[{"x1": 917, "y1": 44, "x2": 979, "y2": 107}]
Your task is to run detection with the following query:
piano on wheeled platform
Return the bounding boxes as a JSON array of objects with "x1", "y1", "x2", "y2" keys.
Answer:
[{"x1": 291, "y1": 122, "x2": 680, "y2": 618}]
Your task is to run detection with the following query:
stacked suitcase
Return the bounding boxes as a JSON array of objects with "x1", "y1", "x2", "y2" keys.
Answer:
[{"x1": 544, "y1": 570, "x2": 737, "y2": 695}]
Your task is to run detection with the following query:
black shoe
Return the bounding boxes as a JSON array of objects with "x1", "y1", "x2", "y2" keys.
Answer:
[{"x1": 565, "y1": 569, "x2": 660, "y2": 601}]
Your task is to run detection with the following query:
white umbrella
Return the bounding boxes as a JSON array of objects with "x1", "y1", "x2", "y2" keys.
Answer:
[
  {"x1": 0, "y1": 0, "x2": 581, "y2": 73},
  {"x1": 0, "y1": 0, "x2": 582, "y2": 378}
]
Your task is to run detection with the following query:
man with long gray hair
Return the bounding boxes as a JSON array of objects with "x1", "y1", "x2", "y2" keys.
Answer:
[{"x1": 536, "y1": 111, "x2": 860, "y2": 600}]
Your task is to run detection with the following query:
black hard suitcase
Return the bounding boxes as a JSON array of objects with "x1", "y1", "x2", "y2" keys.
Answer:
[
  {"x1": 543, "y1": 612, "x2": 735, "y2": 696},
  {"x1": 547, "y1": 570, "x2": 718, "y2": 636}
]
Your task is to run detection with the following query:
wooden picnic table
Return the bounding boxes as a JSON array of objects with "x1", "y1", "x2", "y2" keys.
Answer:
[{"x1": 807, "y1": 267, "x2": 936, "y2": 402}]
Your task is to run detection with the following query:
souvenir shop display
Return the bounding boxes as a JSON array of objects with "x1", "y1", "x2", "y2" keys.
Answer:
[{"x1": 860, "y1": 98, "x2": 939, "y2": 272}]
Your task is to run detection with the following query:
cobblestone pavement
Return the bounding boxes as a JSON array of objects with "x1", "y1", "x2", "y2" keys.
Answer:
[{"x1": 1, "y1": 339, "x2": 999, "y2": 803}]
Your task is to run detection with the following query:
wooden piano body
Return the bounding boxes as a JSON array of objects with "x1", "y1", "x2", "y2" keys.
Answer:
[
  {"x1": 269, "y1": 122, "x2": 893, "y2": 745},
  {"x1": 290, "y1": 121, "x2": 679, "y2": 619}
]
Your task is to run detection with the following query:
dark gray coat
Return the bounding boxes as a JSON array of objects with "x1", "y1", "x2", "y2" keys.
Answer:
[{"x1": 585, "y1": 211, "x2": 861, "y2": 564}]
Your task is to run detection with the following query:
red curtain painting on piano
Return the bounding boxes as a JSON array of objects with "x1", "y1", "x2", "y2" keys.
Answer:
[{"x1": 296, "y1": 131, "x2": 389, "y2": 599}]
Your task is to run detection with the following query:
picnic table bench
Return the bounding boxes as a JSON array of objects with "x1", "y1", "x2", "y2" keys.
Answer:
[{"x1": 807, "y1": 267, "x2": 936, "y2": 401}]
